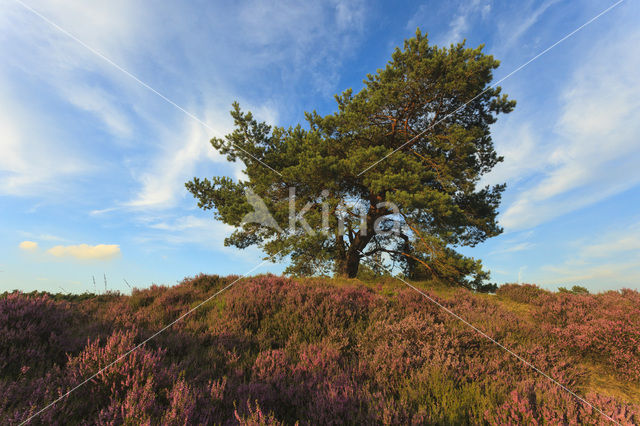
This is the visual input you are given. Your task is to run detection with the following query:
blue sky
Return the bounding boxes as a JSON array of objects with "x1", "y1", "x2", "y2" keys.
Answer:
[{"x1": 1, "y1": 0, "x2": 639, "y2": 294}]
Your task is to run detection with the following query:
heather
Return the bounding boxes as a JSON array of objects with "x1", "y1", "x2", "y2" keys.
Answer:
[{"x1": 1, "y1": 276, "x2": 639, "y2": 424}]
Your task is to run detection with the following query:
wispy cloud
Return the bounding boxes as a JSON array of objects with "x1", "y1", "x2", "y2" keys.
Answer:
[
  {"x1": 3, "y1": 1, "x2": 366, "y2": 209},
  {"x1": 131, "y1": 213, "x2": 262, "y2": 264},
  {"x1": 490, "y1": 241, "x2": 536, "y2": 255},
  {"x1": 540, "y1": 261, "x2": 640, "y2": 289},
  {"x1": 499, "y1": 26, "x2": 640, "y2": 230},
  {"x1": 36, "y1": 234, "x2": 67, "y2": 242},
  {"x1": 61, "y1": 83, "x2": 133, "y2": 138},
  {"x1": 408, "y1": 0, "x2": 491, "y2": 46},
  {"x1": 124, "y1": 107, "x2": 233, "y2": 209},
  {"x1": 141, "y1": 215, "x2": 234, "y2": 249},
  {"x1": 539, "y1": 221, "x2": 640, "y2": 288},
  {"x1": 495, "y1": 0, "x2": 562, "y2": 52},
  {"x1": 580, "y1": 235, "x2": 640, "y2": 259},
  {"x1": 0, "y1": 0, "x2": 143, "y2": 196},
  {"x1": 482, "y1": 122, "x2": 550, "y2": 187},
  {"x1": 443, "y1": 13, "x2": 470, "y2": 46},
  {"x1": 0, "y1": 91, "x2": 89, "y2": 196}
]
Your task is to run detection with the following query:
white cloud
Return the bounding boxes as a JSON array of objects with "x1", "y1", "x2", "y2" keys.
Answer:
[
  {"x1": 47, "y1": 243, "x2": 121, "y2": 260},
  {"x1": 18, "y1": 241, "x2": 39, "y2": 251},
  {"x1": 29, "y1": 1, "x2": 356, "y2": 212}
]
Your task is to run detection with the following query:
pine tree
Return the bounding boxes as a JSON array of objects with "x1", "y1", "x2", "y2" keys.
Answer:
[{"x1": 186, "y1": 29, "x2": 515, "y2": 290}]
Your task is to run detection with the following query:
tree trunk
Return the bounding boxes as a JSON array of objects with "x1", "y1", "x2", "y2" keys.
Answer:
[
  {"x1": 335, "y1": 251, "x2": 361, "y2": 278},
  {"x1": 334, "y1": 201, "x2": 380, "y2": 278}
]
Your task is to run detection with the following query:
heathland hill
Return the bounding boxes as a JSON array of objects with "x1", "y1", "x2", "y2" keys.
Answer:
[{"x1": 2, "y1": 275, "x2": 639, "y2": 424}]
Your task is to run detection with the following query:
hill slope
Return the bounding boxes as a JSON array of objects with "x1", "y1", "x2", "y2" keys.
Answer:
[{"x1": 2, "y1": 275, "x2": 639, "y2": 424}]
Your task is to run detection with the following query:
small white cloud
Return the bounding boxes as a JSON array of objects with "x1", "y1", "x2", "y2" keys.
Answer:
[
  {"x1": 480, "y1": 3, "x2": 491, "y2": 19},
  {"x1": 47, "y1": 243, "x2": 121, "y2": 260},
  {"x1": 332, "y1": 0, "x2": 365, "y2": 31},
  {"x1": 445, "y1": 14, "x2": 469, "y2": 45},
  {"x1": 90, "y1": 207, "x2": 120, "y2": 216},
  {"x1": 18, "y1": 240, "x2": 39, "y2": 251}
]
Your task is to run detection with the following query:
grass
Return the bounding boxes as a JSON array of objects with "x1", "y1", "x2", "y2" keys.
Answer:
[{"x1": 2, "y1": 275, "x2": 638, "y2": 424}]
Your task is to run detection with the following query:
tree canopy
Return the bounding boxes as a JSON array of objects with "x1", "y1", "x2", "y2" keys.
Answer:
[{"x1": 186, "y1": 29, "x2": 515, "y2": 290}]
